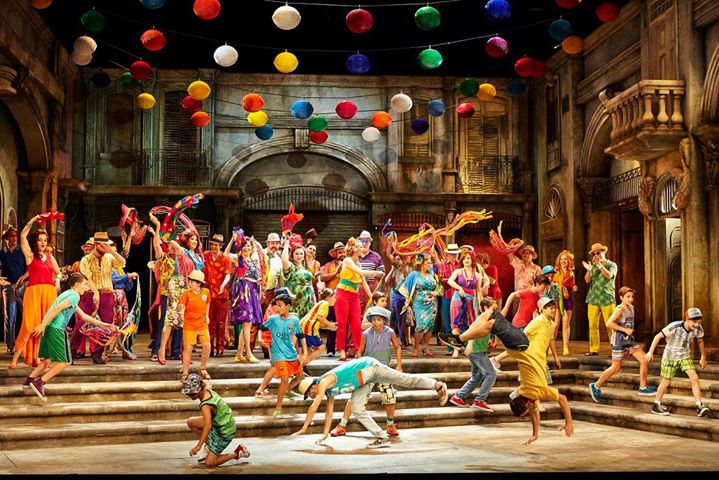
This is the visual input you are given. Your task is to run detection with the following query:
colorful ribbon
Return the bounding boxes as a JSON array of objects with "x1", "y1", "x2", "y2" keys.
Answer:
[{"x1": 489, "y1": 220, "x2": 524, "y2": 254}]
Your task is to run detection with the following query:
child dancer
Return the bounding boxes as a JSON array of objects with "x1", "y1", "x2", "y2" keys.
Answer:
[
  {"x1": 177, "y1": 270, "x2": 212, "y2": 382},
  {"x1": 300, "y1": 288, "x2": 337, "y2": 364}
]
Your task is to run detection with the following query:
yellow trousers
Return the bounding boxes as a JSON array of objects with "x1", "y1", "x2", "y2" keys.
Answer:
[{"x1": 587, "y1": 304, "x2": 615, "y2": 353}]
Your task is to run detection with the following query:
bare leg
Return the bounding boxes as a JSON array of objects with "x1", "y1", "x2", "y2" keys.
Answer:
[
  {"x1": 306, "y1": 345, "x2": 325, "y2": 364},
  {"x1": 275, "y1": 375, "x2": 289, "y2": 412},
  {"x1": 28, "y1": 358, "x2": 51, "y2": 379},
  {"x1": 236, "y1": 323, "x2": 247, "y2": 360},
  {"x1": 158, "y1": 325, "x2": 173, "y2": 363},
  {"x1": 199, "y1": 342, "x2": 211, "y2": 371},
  {"x1": 242, "y1": 323, "x2": 253, "y2": 358},
  {"x1": 632, "y1": 350, "x2": 649, "y2": 389},
  {"x1": 686, "y1": 370, "x2": 703, "y2": 403},
  {"x1": 421, "y1": 332, "x2": 432, "y2": 354},
  {"x1": 205, "y1": 451, "x2": 242, "y2": 468},
  {"x1": 563, "y1": 310, "x2": 573, "y2": 355},
  {"x1": 413, "y1": 332, "x2": 422, "y2": 356},
  {"x1": 341, "y1": 400, "x2": 352, "y2": 422},
  {"x1": 594, "y1": 361, "x2": 621, "y2": 389},
  {"x1": 493, "y1": 350, "x2": 508, "y2": 365},
  {"x1": 182, "y1": 343, "x2": 193, "y2": 377},
  {"x1": 256, "y1": 367, "x2": 275, "y2": 395},
  {"x1": 187, "y1": 416, "x2": 205, "y2": 436},
  {"x1": 288, "y1": 371, "x2": 305, "y2": 391},
  {"x1": 40, "y1": 362, "x2": 71, "y2": 383},
  {"x1": 655, "y1": 378, "x2": 670, "y2": 403}
]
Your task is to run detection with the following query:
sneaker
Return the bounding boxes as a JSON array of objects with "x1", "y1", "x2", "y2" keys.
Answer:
[
  {"x1": 697, "y1": 405, "x2": 711, "y2": 418},
  {"x1": 233, "y1": 444, "x2": 251, "y2": 461},
  {"x1": 651, "y1": 403, "x2": 670, "y2": 416},
  {"x1": 330, "y1": 424, "x2": 346, "y2": 437},
  {"x1": 286, "y1": 390, "x2": 302, "y2": 399},
  {"x1": 438, "y1": 332, "x2": 464, "y2": 351},
  {"x1": 367, "y1": 437, "x2": 390, "y2": 449},
  {"x1": 386, "y1": 424, "x2": 399, "y2": 437},
  {"x1": 637, "y1": 387, "x2": 657, "y2": 396},
  {"x1": 326, "y1": 352, "x2": 335, "y2": 357},
  {"x1": 436, "y1": 381, "x2": 448, "y2": 406},
  {"x1": 197, "y1": 445, "x2": 209, "y2": 464},
  {"x1": 490, "y1": 357, "x2": 502, "y2": 373},
  {"x1": 272, "y1": 410, "x2": 283, "y2": 418},
  {"x1": 589, "y1": 383, "x2": 601, "y2": 403},
  {"x1": 30, "y1": 377, "x2": 46, "y2": 401},
  {"x1": 471, "y1": 400, "x2": 494, "y2": 412},
  {"x1": 449, "y1": 395, "x2": 469, "y2": 408},
  {"x1": 22, "y1": 376, "x2": 34, "y2": 388}
]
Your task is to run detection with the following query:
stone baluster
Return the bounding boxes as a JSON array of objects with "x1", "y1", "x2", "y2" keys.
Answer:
[
  {"x1": 642, "y1": 92, "x2": 655, "y2": 132},
  {"x1": 620, "y1": 100, "x2": 631, "y2": 138},
  {"x1": 670, "y1": 90, "x2": 684, "y2": 130},
  {"x1": 632, "y1": 94, "x2": 644, "y2": 133},
  {"x1": 609, "y1": 108, "x2": 619, "y2": 141},
  {"x1": 656, "y1": 91, "x2": 670, "y2": 130}
]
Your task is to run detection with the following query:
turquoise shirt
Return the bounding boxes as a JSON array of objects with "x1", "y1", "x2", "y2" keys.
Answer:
[
  {"x1": 47, "y1": 290, "x2": 81, "y2": 330},
  {"x1": 321, "y1": 357, "x2": 379, "y2": 397},
  {"x1": 263, "y1": 313, "x2": 303, "y2": 362}
]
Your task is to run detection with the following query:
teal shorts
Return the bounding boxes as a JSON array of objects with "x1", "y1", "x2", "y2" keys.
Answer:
[{"x1": 206, "y1": 428, "x2": 235, "y2": 456}]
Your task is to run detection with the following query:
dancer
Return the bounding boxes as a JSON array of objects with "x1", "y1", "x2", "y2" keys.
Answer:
[
  {"x1": 554, "y1": 250, "x2": 577, "y2": 356},
  {"x1": 589, "y1": 286, "x2": 657, "y2": 402},
  {"x1": 478, "y1": 251, "x2": 502, "y2": 307},
  {"x1": 226, "y1": 232, "x2": 262, "y2": 363},
  {"x1": 203, "y1": 234, "x2": 231, "y2": 358},
  {"x1": 319, "y1": 242, "x2": 346, "y2": 356},
  {"x1": 437, "y1": 243, "x2": 461, "y2": 354},
  {"x1": 295, "y1": 356, "x2": 447, "y2": 449},
  {"x1": 400, "y1": 253, "x2": 442, "y2": 358},
  {"x1": 177, "y1": 270, "x2": 211, "y2": 382},
  {"x1": 300, "y1": 288, "x2": 337, "y2": 365},
  {"x1": 147, "y1": 223, "x2": 175, "y2": 362},
  {"x1": 583, "y1": 243, "x2": 618, "y2": 356},
  {"x1": 357, "y1": 230, "x2": 385, "y2": 311},
  {"x1": 506, "y1": 244, "x2": 542, "y2": 315},
  {"x1": 447, "y1": 249, "x2": 482, "y2": 359},
  {"x1": 384, "y1": 245, "x2": 412, "y2": 348},
  {"x1": 647, "y1": 307, "x2": 711, "y2": 417},
  {"x1": 182, "y1": 373, "x2": 251, "y2": 467},
  {"x1": 281, "y1": 231, "x2": 316, "y2": 319},
  {"x1": 0, "y1": 224, "x2": 26, "y2": 356}
]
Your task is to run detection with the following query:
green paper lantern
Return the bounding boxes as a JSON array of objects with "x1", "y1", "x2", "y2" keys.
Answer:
[
  {"x1": 81, "y1": 10, "x2": 107, "y2": 32},
  {"x1": 415, "y1": 6, "x2": 441, "y2": 31},
  {"x1": 459, "y1": 78, "x2": 479, "y2": 97},
  {"x1": 118, "y1": 72, "x2": 139, "y2": 88},
  {"x1": 418, "y1": 48, "x2": 443, "y2": 70},
  {"x1": 307, "y1": 115, "x2": 327, "y2": 132}
]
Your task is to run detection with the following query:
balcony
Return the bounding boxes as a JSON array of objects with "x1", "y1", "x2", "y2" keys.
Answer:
[
  {"x1": 593, "y1": 167, "x2": 641, "y2": 210},
  {"x1": 458, "y1": 155, "x2": 520, "y2": 194},
  {"x1": 602, "y1": 80, "x2": 687, "y2": 162},
  {"x1": 142, "y1": 149, "x2": 210, "y2": 187}
]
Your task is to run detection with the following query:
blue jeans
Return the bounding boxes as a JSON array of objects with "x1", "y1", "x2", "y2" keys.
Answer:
[
  {"x1": 440, "y1": 296, "x2": 452, "y2": 351},
  {"x1": 150, "y1": 295, "x2": 166, "y2": 355},
  {"x1": 455, "y1": 352, "x2": 497, "y2": 402},
  {"x1": 2, "y1": 286, "x2": 22, "y2": 351},
  {"x1": 390, "y1": 290, "x2": 407, "y2": 346}
]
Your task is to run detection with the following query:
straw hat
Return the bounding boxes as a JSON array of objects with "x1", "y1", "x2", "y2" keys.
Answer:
[
  {"x1": 329, "y1": 241, "x2": 346, "y2": 258},
  {"x1": 1, "y1": 224, "x2": 17, "y2": 239},
  {"x1": 208, "y1": 233, "x2": 225, "y2": 245},
  {"x1": 93, "y1": 232, "x2": 110, "y2": 244},
  {"x1": 445, "y1": 243, "x2": 461, "y2": 255},
  {"x1": 519, "y1": 244, "x2": 538, "y2": 259},
  {"x1": 187, "y1": 270, "x2": 205, "y2": 284},
  {"x1": 588, "y1": 243, "x2": 609, "y2": 255}
]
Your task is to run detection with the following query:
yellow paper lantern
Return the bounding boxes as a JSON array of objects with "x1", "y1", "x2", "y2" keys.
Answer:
[
  {"x1": 562, "y1": 35, "x2": 584, "y2": 55},
  {"x1": 477, "y1": 83, "x2": 497, "y2": 101},
  {"x1": 274, "y1": 51, "x2": 298, "y2": 74},
  {"x1": 187, "y1": 80, "x2": 211, "y2": 100},
  {"x1": 247, "y1": 110, "x2": 269, "y2": 127},
  {"x1": 137, "y1": 93, "x2": 156, "y2": 109}
]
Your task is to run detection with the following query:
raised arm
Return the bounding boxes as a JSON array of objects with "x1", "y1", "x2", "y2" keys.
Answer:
[
  {"x1": 19, "y1": 215, "x2": 39, "y2": 263},
  {"x1": 281, "y1": 239, "x2": 291, "y2": 272}
]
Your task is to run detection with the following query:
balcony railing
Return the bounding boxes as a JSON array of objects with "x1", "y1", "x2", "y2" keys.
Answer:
[
  {"x1": 142, "y1": 149, "x2": 210, "y2": 187},
  {"x1": 458, "y1": 155, "x2": 520, "y2": 194},
  {"x1": 593, "y1": 167, "x2": 641, "y2": 210},
  {"x1": 601, "y1": 80, "x2": 687, "y2": 162}
]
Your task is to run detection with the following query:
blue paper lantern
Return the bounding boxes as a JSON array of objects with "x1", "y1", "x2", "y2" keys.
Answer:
[
  {"x1": 549, "y1": 19, "x2": 573, "y2": 41},
  {"x1": 508, "y1": 78, "x2": 526, "y2": 97},
  {"x1": 346, "y1": 53, "x2": 371, "y2": 75},
  {"x1": 139, "y1": 0, "x2": 166, "y2": 9},
  {"x1": 290, "y1": 99, "x2": 314, "y2": 119},
  {"x1": 91, "y1": 71, "x2": 112, "y2": 88},
  {"x1": 427, "y1": 99, "x2": 446, "y2": 117},
  {"x1": 485, "y1": 0, "x2": 511, "y2": 21},
  {"x1": 255, "y1": 125, "x2": 274, "y2": 140},
  {"x1": 411, "y1": 118, "x2": 430, "y2": 135}
]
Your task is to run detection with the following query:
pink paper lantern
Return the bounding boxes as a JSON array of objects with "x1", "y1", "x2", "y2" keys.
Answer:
[{"x1": 485, "y1": 36, "x2": 509, "y2": 59}]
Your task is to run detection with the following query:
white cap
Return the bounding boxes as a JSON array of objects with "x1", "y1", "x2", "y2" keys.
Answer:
[
  {"x1": 358, "y1": 230, "x2": 372, "y2": 239},
  {"x1": 267, "y1": 232, "x2": 280, "y2": 242}
]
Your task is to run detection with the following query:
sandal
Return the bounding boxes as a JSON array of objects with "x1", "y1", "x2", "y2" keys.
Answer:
[
  {"x1": 584, "y1": 352, "x2": 599, "y2": 356},
  {"x1": 181, "y1": 373, "x2": 189, "y2": 382},
  {"x1": 254, "y1": 389, "x2": 271, "y2": 398},
  {"x1": 411, "y1": 351, "x2": 419, "y2": 358},
  {"x1": 424, "y1": 351, "x2": 434, "y2": 358},
  {"x1": 199, "y1": 369, "x2": 211, "y2": 381}
]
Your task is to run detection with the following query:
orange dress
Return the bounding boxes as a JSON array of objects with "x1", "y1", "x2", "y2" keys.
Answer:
[{"x1": 15, "y1": 256, "x2": 57, "y2": 366}]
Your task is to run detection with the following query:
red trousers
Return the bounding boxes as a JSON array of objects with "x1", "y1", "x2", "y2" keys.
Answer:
[
  {"x1": 334, "y1": 288, "x2": 362, "y2": 352},
  {"x1": 208, "y1": 297, "x2": 228, "y2": 353}
]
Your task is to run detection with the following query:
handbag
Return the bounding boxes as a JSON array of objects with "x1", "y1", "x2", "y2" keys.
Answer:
[{"x1": 404, "y1": 302, "x2": 416, "y2": 327}]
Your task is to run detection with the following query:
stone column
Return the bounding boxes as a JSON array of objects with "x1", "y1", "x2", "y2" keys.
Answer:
[{"x1": 16, "y1": 170, "x2": 53, "y2": 218}]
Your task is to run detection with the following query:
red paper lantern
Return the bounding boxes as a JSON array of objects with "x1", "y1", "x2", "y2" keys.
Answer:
[
  {"x1": 371, "y1": 111, "x2": 392, "y2": 129},
  {"x1": 456, "y1": 102, "x2": 475, "y2": 119},
  {"x1": 555, "y1": 0, "x2": 580, "y2": 8},
  {"x1": 530, "y1": 60, "x2": 548, "y2": 78},
  {"x1": 485, "y1": 36, "x2": 509, "y2": 59},
  {"x1": 191, "y1": 111, "x2": 211, "y2": 127},
  {"x1": 129, "y1": 61, "x2": 153, "y2": 81},
  {"x1": 140, "y1": 29, "x2": 166, "y2": 51},
  {"x1": 29, "y1": 0, "x2": 52, "y2": 9},
  {"x1": 514, "y1": 57, "x2": 534, "y2": 78},
  {"x1": 346, "y1": 8, "x2": 373, "y2": 34},
  {"x1": 596, "y1": 2, "x2": 619, "y2": 22},
  {"x1": 309, "y1": 130, "x2": 328, "y2": 144},
  {"x1": 181, "y1": 95, "x2": 202, "y2": 113},
  {"x1": 335, "y1": 99, "x2": 358, "y2": 119},
  {"x1": 242, "y1": 93, "x2": 264, "y2": 113},
  {"x1": 193, "y1": 0, "x2": 221, "y2": 21}
]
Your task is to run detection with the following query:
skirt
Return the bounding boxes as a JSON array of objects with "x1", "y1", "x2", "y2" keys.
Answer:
[
  {"x1": 16, "y1": 283, "x2": 57, "y2": 366},
  {"x1": 229, "y1": 279, "x2": 262, "y2": 326}
]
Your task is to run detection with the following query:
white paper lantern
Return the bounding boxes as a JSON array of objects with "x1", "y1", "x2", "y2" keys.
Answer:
[
  {"x1": 272, "y1": 4, "x2": 301, "y2": 30},
  {"x1": 71, "y1": 51, "x2": 93, "y2": 66},
  {"x1": 362, "y1": 126, "x2": 381, "y2": 143},
  {"x1": 390, "y1": 93, "x2": 413, "y2": 113},
  {"x1": 73, "y1": 36, "x2": 97, "y2": 55},
  {"x1": 213, "y1": 44, "x2": 238, "y2": 67}
]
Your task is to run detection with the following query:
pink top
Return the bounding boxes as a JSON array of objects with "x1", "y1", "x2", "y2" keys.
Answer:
[{"x1": 27, "y1": 256, "x2": 55, "y2": 286}]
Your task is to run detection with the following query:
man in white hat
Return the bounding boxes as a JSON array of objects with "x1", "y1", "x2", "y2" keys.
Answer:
[
  {"x1": 0, "y1": 224, "x2": 26, "y2": 355},
  {"x1": 437, "y1": 243, "x2": 461, "y2": 353},
  {"x1": 202, "y1": 234, "x2": 232, "y2": 357},
  {"x1": 319, "y1": 242, "x2": 347, "y2": 356},
  {"x1": 262, "y1": 233, "x2": 283, "y2": 310},
  {"x1": 582, "y1": 243, "x2": 617, "y2": 356},
  {"x1": 357, "y1": 230, "x2": 385, "y2": 316}
]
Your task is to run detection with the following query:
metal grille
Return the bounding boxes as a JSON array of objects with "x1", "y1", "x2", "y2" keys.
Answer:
[
  {"x1": 650, "y1": 0, "x2": 673, "y2": 22},
  {"x1": 244, "y1": 186, "x2": 368, "y2": 212},
  {"x1": 460, "y1": 213, "x2": 522, "y2": 233},
  {"x1": 459, "y1": 156, "x2": 519, "y2": 193},
  {"x1": 376, "y1": 212, "x2": 445, "y2": 232},
  {"x1": 142, "y1": 149, "x2": 210, "y2": 186},
  {"x1": 593, "y1": 167, "x2": 641, "y2": 210},
  {"x1": 659, "y1": 176, "x2": 678, "y2": 216}
]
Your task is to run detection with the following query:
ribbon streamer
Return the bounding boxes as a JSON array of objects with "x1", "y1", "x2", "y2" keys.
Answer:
[{"x1": 489, "y1": 220, "x2": 524, "y2": 254}]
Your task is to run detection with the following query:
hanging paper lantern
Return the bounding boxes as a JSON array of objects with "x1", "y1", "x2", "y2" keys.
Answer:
[
  {"x1": 241, "y1": 93, "x2": 264, "y2": 113},
  {"x1": 247, "y1": 111, "x2": 269, "y2": 127},
  {"x1": 274, "y1": 51, "x2": 298, "y2": 74},
  {"x1": 477, "y1": 83, "x2": 497, "y2": 101},
  {"x1": 71, "y1": 51, "x2": 93, "y2": 66},
  {"x1": 81, "y1": 10, "x2": 106, "y2": 32},
  {"x1": 459, "y1": 79, "x2": 479, "y2": 97},
  {"x1": 290, "y1": 99, "x2": 314, "y2": 119},
  {"x1": 596, "y1": 2, "x2": 620, "y2": 22},
  {"x1": 485, "y1": 0, "x2": 511, "y2": 21},
  {"x1": 141, "y1": 29, "x2": 166, "y2": 51},
  {"x1": 346, "y1": 53, "x2": 371, "y2": 75},
  {"x1": 418, "y1": 48, "x2": 443, "y2": 70},
  {"x1": 362, "y1": 127, "x2": 381, "y2": 143},
  {"x1": 335, "y1": 100, "x2": 358, "y2": 119},
  {"x1": 136, "y1": 93, "x2": 156, "y2": 110},
  {"x1": 411, "y1": 118, "x2": 430, "y2": 135},
  {"x1": 456, "y1": 102, "x2": 475, "y2": 118},
  {"x1": 514, "y1": 57, "x2": 535, "y2": 77},
  {"x1": 29, "y1": 0, "x2": 53, "y2": 9},
  {"x1": 530, "y1": 60, "x2": 548, "y2": 78},
  {"x1": 414, "y1": 6, "x2": 441, "y2": 31},
  {"x1": 309, "y1": 130, "x2": 328, "y2": 144},
  {"x1": 181, "y1": 95, "x2": 203, "y2": 113},
  {"x1": 73, "y1": 36, "x2": 97, "y2": 55},
  {"x1": 192, "y1": 111, "x2": 211, "y2": 127},
  {"x1": 91, "y1": 72, "x2": 112, "y2": 88},
  {"x1": 130, "y1": 61, "x2": 153, "y2": 81},
  {"x1": 213, "y1": 45, "x2": 238, "y2": 67},
  {"x1": 187, "y1": 80, "x2": 211, "y2": 100},
  {"x1": 562, "y1": 35, "x2": 584, "y2": 55},
  {"x1": 507, "y1": 78, "x2": 526, "y2": 97},
  {"x1": 390, "y1": 93, "x2": 413, "y2": 113},
  {"x1": 307, "y1": 115, "x2": 328, "y2": 132},
  {"x1": 371, "y1": 111, "x2": 392, "y2": 129},
  {"x1": 549, "y1": 19, "x2": 573, "y2": 41},
  {"x1": 119, "y1": 72, "x2": 139, "y2": 88},
  {"x1": 139, "y1": 0, "x2": 167, "y2": 9},
  {"x1": 193, "y1": 0, "x2": 221, "y2": 20},
  {"x1": 346, "y1": 8, "x2": 373, "y2": 34},
  {"x1": 427, "y1": 99, "x2": 446, "y2": 117},
  {"x1": 255, "y1": 125, "x2": 274, "y2": 140},
  {"x1": 485, "y1": 36, "x2": 509, "y2": 58},
  {"x1": 556, "y1": 0, "x2": 580, "y2": 8},
  {"x1": 272, "y1": 4, "x2": 301, "y2": 30}
]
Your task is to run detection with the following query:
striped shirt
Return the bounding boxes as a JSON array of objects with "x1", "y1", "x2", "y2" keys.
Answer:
[
  {"x1": 661, "y1": 320, "x2": 704, "y2": 361},
  {"x1": 80, "y1": 253, "x2": 121, "y2": 291},
  {"x1": 359, "y1": 250, "x2": 385, "y2": 278}
]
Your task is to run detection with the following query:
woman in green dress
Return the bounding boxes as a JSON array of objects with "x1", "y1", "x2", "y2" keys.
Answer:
[{"x1": 281, "y1": 234, "x2": 316, "y2": 319}]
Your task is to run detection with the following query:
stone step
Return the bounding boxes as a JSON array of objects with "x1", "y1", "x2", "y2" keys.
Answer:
[
  {"x1": 573, "y1": 370, "x2": 719, "y2": 398},
  {"x1": 577, "y1": 357, "x2": 719, "y2": 381}
]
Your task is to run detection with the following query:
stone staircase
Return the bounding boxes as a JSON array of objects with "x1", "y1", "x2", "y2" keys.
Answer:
[{"x1": 1, "y1": 354, "x2": 718, "y2": 450}]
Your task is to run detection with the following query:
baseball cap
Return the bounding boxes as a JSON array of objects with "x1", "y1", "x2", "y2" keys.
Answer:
[
  {"x1": 687, "y1": 307, "x2": 702, "y2": 320},
  {"x1": 537, "y1": 297, "x2": 555, "y2": 310}
]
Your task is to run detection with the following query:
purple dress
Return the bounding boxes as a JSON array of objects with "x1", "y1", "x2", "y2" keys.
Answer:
[{"x1": 229, "y1": 258, "x2": 262, "y2": 326}]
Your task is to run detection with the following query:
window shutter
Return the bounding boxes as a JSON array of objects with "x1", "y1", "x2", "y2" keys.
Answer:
[{"x1": 161, "y1": 91, "x2": 199, "y2": 185}]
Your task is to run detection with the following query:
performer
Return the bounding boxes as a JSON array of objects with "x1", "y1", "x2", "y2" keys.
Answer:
[
  {"x1": 447, "y1": 249, "x2": 482, "y2": 359},
  {"x1": 478, "y1": 251, "x2": 502, "y2": 307},
  {"x1": 177, "y1": 270, "x2": 212, "y2": 382},
  {"x1": 506, "y1": 244, "x2": 542, "y2": 317},
  {"x1": 300, "y1": 288, "x2": 337, "y2": 365},
  {"x1": 554, "y1": 250, "x2": 577, "y2": 356},
  {"x1": 0, "y1": 224, "x2": 26, "y2": 356},
  {"x1": 281, "y1": 231, "x2": 316, "y2": 319},
  {"x1": 400, "y1": 253, "x2": 442, "y2": 358},
  {"x1": 203, "y1": 234, "x2": 231, "y2": 358},
  {"x1": 437, "y1": 243, "x2": 461, "y2": 353},
  {"x1": 357, "y1": 230, "x2": 385, "y2": 310},
  {"x1": 318, "y1": 242, "x2": 346, "y2": 356},
  {"x1": 582, "y1": 243, "x2": 618, "y2": 356}
]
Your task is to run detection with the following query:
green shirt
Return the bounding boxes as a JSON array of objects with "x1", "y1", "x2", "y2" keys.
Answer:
[
  {"x1": 47, "y1": 290, "x2": 81, "y2": 330},
  {"x1": 585, "y1": 260, "x2": 617, "y2": 307},
  {"x1": 199, "y1": 390, "x2": 236, "y2": 437},
  {"x1": 470, "y1": 333, "x2": 491, "y2": 354}
]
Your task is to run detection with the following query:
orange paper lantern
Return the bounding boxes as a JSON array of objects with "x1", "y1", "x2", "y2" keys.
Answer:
[
  {"x1": 140, "y1": 29, "x2": 166, "y2": 51},
  {"x1": 242, "y1": 93, "x2": 264, "y2": 113},
  {"x1": 191, "y1": 111, "x2": 211, "y2": 127},
  {"x1": 371, "y1": 111, "x2": 392, "y2": 129},
  {"x1": 562, "y1": 35, "x2": 584, "y2": 55},
  {"x1": 29, "y1": 0, "x2": 52, "y2": 9}
]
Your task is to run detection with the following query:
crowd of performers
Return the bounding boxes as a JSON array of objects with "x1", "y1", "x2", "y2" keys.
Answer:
[{"x1": 0, "y1": 198, "x2": 712, "y2": 463}]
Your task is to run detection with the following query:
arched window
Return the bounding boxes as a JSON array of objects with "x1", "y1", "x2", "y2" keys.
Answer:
[{"x1": 543, "y1": 186, "x2": 563, "y2": 221}]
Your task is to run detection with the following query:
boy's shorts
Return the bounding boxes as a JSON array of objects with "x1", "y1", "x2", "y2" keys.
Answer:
[
  {"x1": 274, "y1": 359, "x2": 302, "y2": 378},
  {"x1": 660, "y1": 357, "x2": 695, "y2": 379},
  {"x1": 206, "y1": 428, "x2": 235, "y2": 456},
  {"x1": 38, "y1": 327, "x2": 71, "y2": 363},
  {"x1": 362, "y1": 382, "x2": 396, "y2": 405},
  {"x1": 305, "y1": 335, "x2": 324, "y2": 349},
  {"x1": 183, "y1": 327, "x2": 210, "y2": 346},
  {"x1": 611, "y1": 344, "x2": 642, "y2": 362}
]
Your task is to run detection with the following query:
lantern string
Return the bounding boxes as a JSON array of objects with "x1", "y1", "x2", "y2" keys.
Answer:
[{"x1": 261, "y1": 0, "x2": 465, "y2": 7}]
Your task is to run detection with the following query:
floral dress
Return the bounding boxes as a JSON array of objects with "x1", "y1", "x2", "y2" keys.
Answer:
[
  {"x1": 401, "y1": 270, "x2": 442, "y2": 334},
  {"x1": 282, "y1": 263, "x2": 316, "y2": 319},
  {"x1": 229, "y1": 257, "x2": 263, "y2": 326}
]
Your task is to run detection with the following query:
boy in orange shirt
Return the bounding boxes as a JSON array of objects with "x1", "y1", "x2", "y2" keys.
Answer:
[{"x1": 178, "y1": 270, "x2": 212, "y2": 382}]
